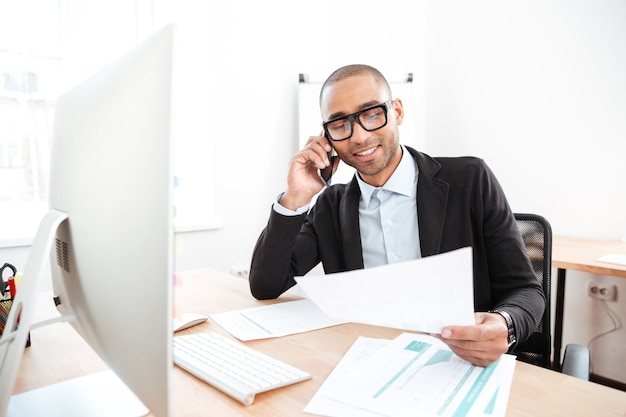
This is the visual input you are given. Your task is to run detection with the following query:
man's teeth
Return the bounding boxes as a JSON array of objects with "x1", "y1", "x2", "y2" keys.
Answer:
[{"x1": 357, "y1": 147, "x2": 376, "y2": 156}]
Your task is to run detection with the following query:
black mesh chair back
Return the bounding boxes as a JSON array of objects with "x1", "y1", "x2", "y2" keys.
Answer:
[{"x1": 512, "y1": 213, "x2": 552, "y2": 368}]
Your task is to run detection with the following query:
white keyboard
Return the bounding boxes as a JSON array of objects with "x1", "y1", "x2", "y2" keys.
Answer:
[{"x1": 173, "y1": 331, "x2": 311, "y2": 406}]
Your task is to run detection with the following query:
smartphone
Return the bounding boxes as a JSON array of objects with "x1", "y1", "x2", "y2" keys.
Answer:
[{"x1": 319, "y1": 136, "x2": 336, "y2": 186}]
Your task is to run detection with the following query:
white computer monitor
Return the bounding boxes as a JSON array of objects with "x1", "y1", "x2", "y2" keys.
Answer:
[{"x1": 0, "y1": 24, "x2": 176, "y2": 417}]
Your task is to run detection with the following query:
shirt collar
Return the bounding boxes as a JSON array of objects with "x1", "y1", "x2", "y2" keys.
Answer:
[{"x1": 357, "y1": 145, "x2": 417, "y2": 206}]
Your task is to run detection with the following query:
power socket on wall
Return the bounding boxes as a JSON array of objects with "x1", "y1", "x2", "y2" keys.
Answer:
[
  {"x1": 587, "y1": 282, "x2": 618, "y2": 302},
  {"x1": 230, "y1": 265, "x2": 249, "y2": 279}
]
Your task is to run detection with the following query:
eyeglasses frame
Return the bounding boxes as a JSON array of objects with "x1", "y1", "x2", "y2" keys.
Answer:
[{"x1": 322, "y1": 99, "x2": 394, "y2": 142}]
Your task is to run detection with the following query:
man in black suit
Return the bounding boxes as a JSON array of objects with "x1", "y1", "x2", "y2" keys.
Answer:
[{"x1": 249, "y1": 64, "x2": 544, "y2": 367}]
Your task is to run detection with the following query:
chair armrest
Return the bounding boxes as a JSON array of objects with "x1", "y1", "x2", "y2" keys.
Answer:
[{"x1": 561, "y1": 344, "x2": 590, "y2": 380}]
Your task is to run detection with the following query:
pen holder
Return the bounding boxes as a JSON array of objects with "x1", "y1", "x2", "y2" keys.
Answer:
[
  {"x1": 1, "y1": 262, "x2": 31, "y2": 347},
  {"x1": 0, "y1": 296, "x2": 31, "y2": 348}
]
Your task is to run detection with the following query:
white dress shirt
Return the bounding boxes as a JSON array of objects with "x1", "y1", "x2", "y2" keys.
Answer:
[
  {"x1": 356, "y1": 146, "x2": 421, "y2": 268},
  {"x1": 274, "y1": 146, "x2": 421, "y2": 267}
]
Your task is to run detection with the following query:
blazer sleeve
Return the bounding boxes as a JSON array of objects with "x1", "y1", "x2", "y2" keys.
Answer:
[
  {"x1": 424, "y1": 154, "x2": 545, "y2": 346},
  {"x1": 475, "y1": 160, "x2": 546, "y2": 345},
  {"x1": 249, "y1": 183, "x2": 359, "y2": 300},
  {"x1": 249, "y1": 208, "x2": 304, "y2": 299}
]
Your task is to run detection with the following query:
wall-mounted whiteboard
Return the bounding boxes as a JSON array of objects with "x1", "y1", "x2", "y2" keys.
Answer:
[{"x1": 298, "y1": 74, "x2": 419, "y2": 184}]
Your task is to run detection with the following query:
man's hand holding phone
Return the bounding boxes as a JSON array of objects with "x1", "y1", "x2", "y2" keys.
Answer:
[{"x1": 279, "y1": 134, "x2": 338, "y2": 211}]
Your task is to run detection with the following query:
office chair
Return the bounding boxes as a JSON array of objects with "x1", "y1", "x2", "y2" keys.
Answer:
[{"x1": 513, "y1": 213, "x2": 590, "y2": 379}]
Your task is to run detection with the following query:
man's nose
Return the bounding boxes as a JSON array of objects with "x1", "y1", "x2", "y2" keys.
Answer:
[{"x1": 349, "y1": 121, "x2": 369, "y2": 143}]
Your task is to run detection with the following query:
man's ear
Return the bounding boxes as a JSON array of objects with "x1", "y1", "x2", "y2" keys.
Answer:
[{"x1": 393, "y1": 98, "x2": 405, "y2": 126}]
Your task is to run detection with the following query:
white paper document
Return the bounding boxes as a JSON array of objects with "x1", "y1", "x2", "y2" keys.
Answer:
[
  {"x1": 209, "y1": 298, "x2": 347, "y2": 341},
  {"x1": 305, "y1": 333, "x2": 516, "y2": 417},
  {"x1": 295, "y1": 247, "x2": 475, "y2": 334},
  {"x1": 597, "y1": 253, "x2": 626, "y2": 266}
]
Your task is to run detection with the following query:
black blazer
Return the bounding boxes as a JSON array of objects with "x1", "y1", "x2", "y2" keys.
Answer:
[{"x1": 249, "y1": 147, "x2": 545, "y2": 344}]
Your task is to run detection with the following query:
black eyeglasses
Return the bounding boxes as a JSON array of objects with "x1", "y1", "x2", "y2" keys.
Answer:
[{"x1": 322, "y1": 99, "x2": 393, "y2": 141}]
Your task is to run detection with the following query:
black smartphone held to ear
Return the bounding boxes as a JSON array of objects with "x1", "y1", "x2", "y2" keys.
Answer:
[{"x1": 319, "y1": 135, "x2": 336, "y2": 186}]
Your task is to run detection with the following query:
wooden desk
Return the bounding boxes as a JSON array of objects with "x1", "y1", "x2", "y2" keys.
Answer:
[
  {"x1": 552, "y1": 236, "x2": 626, "y2": 366},
  {"x1": 14, "y1": 268, "x2": 626, "y2": 416}
]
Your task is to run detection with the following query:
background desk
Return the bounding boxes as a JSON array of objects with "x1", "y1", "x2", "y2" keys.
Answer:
[
  {"x1": 14, "y1": 268, "x2": 626, "y2": 416},
  {"x1": 552, "y1": 236, "x2": 626, "y2": 367}
]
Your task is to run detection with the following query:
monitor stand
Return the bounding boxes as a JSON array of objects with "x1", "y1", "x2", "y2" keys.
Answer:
[
  {"x1": 7, "y1": 370, "x2": 148, "y2": 417},
  {"x1": 0, "y1": 210, "x2": 149, "y2": 417},
  {"x1": 0, "y1": 210, "x2": 67, "y2": 414}
]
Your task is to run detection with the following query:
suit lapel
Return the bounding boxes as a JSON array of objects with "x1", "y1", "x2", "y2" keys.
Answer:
[
  {"x1": 409, "y1": 148, "x2": 449, "y2": 257},
  {"x1": 336, "y1": 147, "x2": 450, "y2": 266}
]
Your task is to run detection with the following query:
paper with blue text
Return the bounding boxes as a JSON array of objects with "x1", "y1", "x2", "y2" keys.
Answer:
[{"x1": 305, "y1": 333, "x2": 515, "y2": 417}]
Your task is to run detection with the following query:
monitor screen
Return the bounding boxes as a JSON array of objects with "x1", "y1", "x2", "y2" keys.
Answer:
[{"x1": 0, "y1": 24, "x2": 176, "y2": 417}]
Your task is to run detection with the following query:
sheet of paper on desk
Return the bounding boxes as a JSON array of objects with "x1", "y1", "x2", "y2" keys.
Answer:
[
  {"x1": 305, "y1": 336, "x2": 391, "y2": 417},
  {"x1": 209, "y1": 298, "x2": 348, "y2": 341},
  {"x1": 305, "y1": 333, "x2": 516, "y2": 417},
  {"x1": 294, "y1": 247, "x2": 475, "y2": 334}
]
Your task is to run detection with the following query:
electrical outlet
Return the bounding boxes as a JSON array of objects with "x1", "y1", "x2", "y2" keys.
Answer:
[
  {"x1": 587, "y1": 282, "x2": 618, "y2": 301},
  {"x1": 230, "y1": 266, "x2": 249, "y2": 279}
]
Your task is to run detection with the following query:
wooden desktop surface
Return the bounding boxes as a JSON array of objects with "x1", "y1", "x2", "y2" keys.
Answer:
[
  {"x1": 553, "y1": 235, "x2": 626, "y2": 278},
  {"x1": 14, "y1": 268, "x2": 626, "y2": 417}
]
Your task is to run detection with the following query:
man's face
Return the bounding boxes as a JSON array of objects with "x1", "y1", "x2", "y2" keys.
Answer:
[{"x1": 321, "y1": 74, "x2": 404, "y2": 187}]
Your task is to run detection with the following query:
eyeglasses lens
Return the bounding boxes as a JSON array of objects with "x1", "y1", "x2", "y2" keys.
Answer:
[{"x1": 325, "y1": 102, "x2": 389, "y2": 141}]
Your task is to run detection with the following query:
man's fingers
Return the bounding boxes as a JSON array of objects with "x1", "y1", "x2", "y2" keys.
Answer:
[{"x1": 301, "y1": 136, "x2": 331, "y2": 168}]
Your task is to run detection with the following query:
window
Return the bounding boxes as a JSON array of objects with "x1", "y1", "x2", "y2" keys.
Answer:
[
  {"x1": 1, "y1": 1, "x2": 220, "y2": 247},
  {"x1": 0, "y1": 0, "x2": 154, "y2": 247},
  {"x1": 0, "y1": 1, "x2": 62, "y2": 246}
]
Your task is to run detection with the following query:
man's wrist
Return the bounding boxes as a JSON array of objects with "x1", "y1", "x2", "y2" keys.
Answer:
[
  {"x1": 273, "y1": 192, "x2": 309, "y2": 216},
  {"x1": 490, "y1": 309, "x2": 517, "y2": 349}
]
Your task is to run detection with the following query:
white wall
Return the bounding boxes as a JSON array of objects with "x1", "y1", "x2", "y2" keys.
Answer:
[
  {"x1": 161, "y1": 0, "x2": 427, "y2": 275},
  {"x1": 424, "y1": 1, "x2": 626, "y2": 240},
  {"x1": 422, "y1": 0, "x2": 626, "y2": 383},
  {"x1": 3, "y1": 0, "x2": 625, "y2": 383}
]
